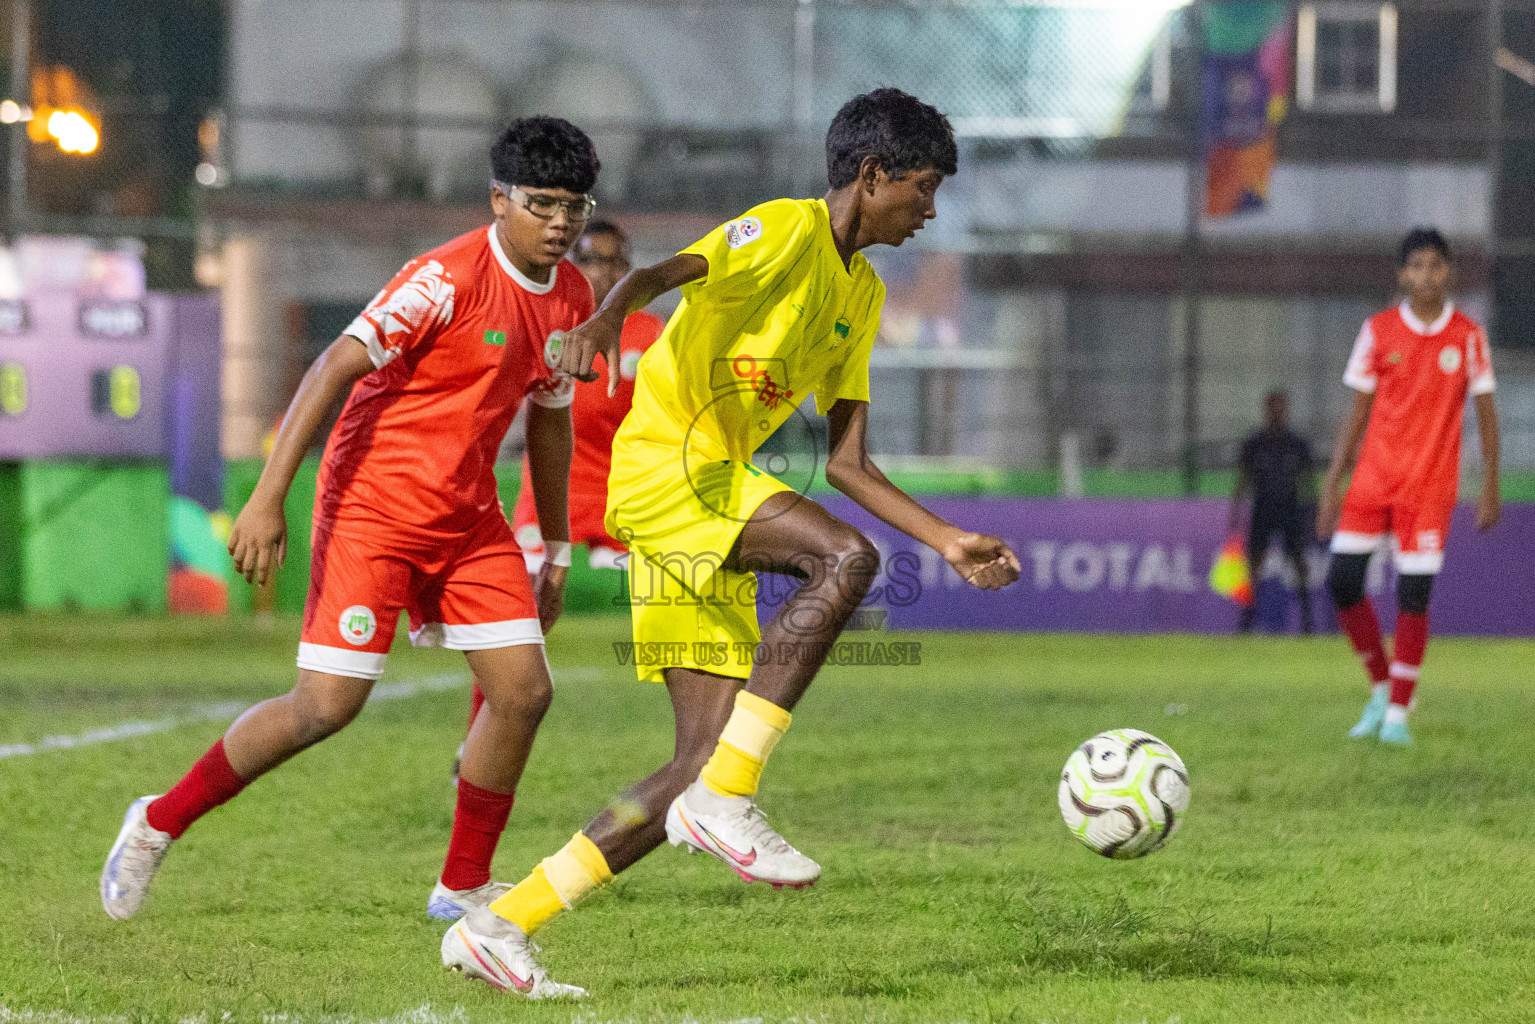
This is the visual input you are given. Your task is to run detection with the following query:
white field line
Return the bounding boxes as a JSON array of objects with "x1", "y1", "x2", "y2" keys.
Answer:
[{"x1": 0, "y1": 664, "x2": 610, "y2": 763}]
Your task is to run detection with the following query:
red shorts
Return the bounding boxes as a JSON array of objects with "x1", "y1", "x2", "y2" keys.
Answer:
[
  {"x1": 510, "y1": 486, "x2": 627, "y2": 569},
  {"x1": 1331, "y1": 489, "x2": 1454, "y2": 574},
  {"x1": 297, "y1": 512, "x2": 541, "y2": 680}
]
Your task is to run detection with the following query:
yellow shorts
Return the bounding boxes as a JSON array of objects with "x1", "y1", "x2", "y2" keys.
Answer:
[{"x1": 606, "y1": 453, "x2": 794, "y2": 683}]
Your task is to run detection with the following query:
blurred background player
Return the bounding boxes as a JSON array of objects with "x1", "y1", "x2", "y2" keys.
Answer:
[
  {"x1": 453, "y1": 221, "x2": 665, "y2": 780},
  {"x1": 513, "y1": 219, "x2": 665, "y2": 574},
  {"x1": 1228, "y1": 390, "x2": 1316, "y2": 633},
  {"x1": 100, "y1": 118, "x2": 597, "y2": 934},
  {"x1": 439, "y1": 88, "x2": 1020, "y2": 1000},
  {"x1": 1318, "y1": 228, "x2": 1501, "y2": 746}
]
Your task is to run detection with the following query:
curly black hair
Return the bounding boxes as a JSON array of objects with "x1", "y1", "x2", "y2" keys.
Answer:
[
  {"x1": 490, "y1": 116, "x2": 600, "y2": 194},
  {"x1": 825, "y1": 88, "x2": 957, "y2": 190},
  {"x1": 1399, "y1": 227, "x2": 1451, "y2": 266}
]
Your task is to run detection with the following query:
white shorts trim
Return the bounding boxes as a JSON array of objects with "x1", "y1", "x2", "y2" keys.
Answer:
[
  {"x1": 296, "y1": 642, "x2": 387, "y2": 680},
  {"x1": 589, "y1": 545, "x2": 628, "y2": 571},
  {"x1": 1395, "y1": 550, "x2": 1444, "y2": 574},
  {"x1": 410, "y1": 618, "x2": 544, "y2": 651},
  {"x1": 1330, "y1": 531, "x2": 1383, "y2": 554}
]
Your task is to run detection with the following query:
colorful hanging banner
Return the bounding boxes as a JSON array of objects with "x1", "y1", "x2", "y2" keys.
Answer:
[{"x1": 1202, "y1": 1, "x2": 1291, "y2": 216}]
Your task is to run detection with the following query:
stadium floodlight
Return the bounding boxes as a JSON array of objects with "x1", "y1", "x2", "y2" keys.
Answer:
[{"x1": 45, "y1": 108, "x2": 98, "y2": 154}]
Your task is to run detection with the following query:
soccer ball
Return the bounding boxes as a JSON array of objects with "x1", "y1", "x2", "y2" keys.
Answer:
[{"x1": 1058, "y1": 729, "x2": 1189, "y2": 860}]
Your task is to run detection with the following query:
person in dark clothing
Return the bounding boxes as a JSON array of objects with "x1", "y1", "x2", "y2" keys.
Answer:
[{"x1": 1229, "y1": 391, "x2": 1316, "y2": 633}]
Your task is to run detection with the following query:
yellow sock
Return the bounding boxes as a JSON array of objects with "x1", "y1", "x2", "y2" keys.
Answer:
[
  {"x1": 700, "y1": 690, "x2": 792, "y2": 798},
  {"x1": 489, "y1": 832, "x2": 612, "y2": 935}
]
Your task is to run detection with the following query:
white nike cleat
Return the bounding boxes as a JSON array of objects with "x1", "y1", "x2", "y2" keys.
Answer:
[
  {"x1": 665, "y1": 781, "x2": 820, "y2": 889},
  {"x1": 100, "y1": 795, "x2": 173, "y2": 920},
  {"x1": 442, "y1": 907, "x2": 587, "y2": 999},
  {"x1": 427, "y1": 879, "x2": 510, "y2": 920}
]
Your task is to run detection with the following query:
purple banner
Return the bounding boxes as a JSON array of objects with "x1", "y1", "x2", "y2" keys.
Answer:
[{"x1": 816, "y1": 497, "x2": 1535, "y2": 637}]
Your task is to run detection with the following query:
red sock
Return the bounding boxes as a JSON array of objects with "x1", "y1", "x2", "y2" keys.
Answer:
[
  {"x1": 1390, "y1": 611, "x2": 1429, "y2": 707},
  {"x1": 467, "y1": 682, "x2": 485, "y2": 735},
  {"x1": 145, "y1": 739, "x2": 248, "y2": 839},
  {"x1": 1336, "y1": 599, "x2": 1390, "y2": 686},
  {"x1": 440, "y1": 778, "x2": 515, "y2": 892}
]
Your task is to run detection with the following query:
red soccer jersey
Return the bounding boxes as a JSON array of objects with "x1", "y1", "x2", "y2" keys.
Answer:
[
  {"x1": 1343, "y1": 301, "x2": 1495, "y2": 505},
  {"x1": 318, "y1": 225, "x2": 591, "y2": 533},
  {"x1": 513, "y1": 309, "x2": 663, "y2": 548},
  {"x1": 569, "y1": 309, "x2": 665, "y2": 498}
]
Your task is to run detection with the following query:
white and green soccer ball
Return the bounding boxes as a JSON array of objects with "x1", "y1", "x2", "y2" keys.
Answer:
[{"x1": 1058, "y1": 728, "x2": 1189, "y2": 860}]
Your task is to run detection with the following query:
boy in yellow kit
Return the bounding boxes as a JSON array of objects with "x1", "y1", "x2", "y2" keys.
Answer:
[{"x1": 442, "y1": 88, "x2": 1021, "y2": 999}]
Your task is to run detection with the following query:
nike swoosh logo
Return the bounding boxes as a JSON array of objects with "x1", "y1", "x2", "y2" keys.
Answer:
[
  {"x1": 697, "y1": 822, "x2": 757, "y2": 867},
  {"x1": 462, "y1": 927, "x2": 534, "y2": 993}
]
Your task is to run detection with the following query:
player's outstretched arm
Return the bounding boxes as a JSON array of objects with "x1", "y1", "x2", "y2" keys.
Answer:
[
  {"x1": 525, "y1": 401, "x2": 573, "y2": 632},
  {"x1": 1316, "y1": 389, "x2": 1374, "y2": 540},
  {"x1": 1475, "y1": 392, "x2": 1501, "y2": 531},
  {"x1": 824, "y1": 399, "x2": 1019, "y2": 590},
  {"x1": 228, "y1": 335, "x2": 375, "y2": 586},
  {"x1": 559, "y1": 253, "x2": 707, "y2": 394}
]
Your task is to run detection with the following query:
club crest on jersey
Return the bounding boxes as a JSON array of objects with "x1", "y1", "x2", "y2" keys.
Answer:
[
  {"x1": 724, "y1": 217, "x2": 764, "y2": 250},
  {"x1": 834, "y1": 317, "x2": 852, "y2": 340},
  {"x1": 1438, "y1": 344, "x2": 1462, "y2": 373},
  {"x1": 620, "y1": 349, "x2": 642, "y2": 381},
  {"x1": 544, "y1": 330, "x2": 565, "y2": 369},
  {"x1": 339, "y1": 605, "x2": 377, "y2": 646}
]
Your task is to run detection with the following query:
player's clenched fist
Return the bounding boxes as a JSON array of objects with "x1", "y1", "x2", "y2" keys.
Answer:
[
  {"x1": 228, "y1": 496, "x2": 287, "y2": 586},
  {"x1": 944, "y1": 532, "x2": 1021, "y2": 590}
]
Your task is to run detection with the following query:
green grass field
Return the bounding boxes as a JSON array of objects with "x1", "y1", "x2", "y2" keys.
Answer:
[{"x1": 3, "y1": 613, "x2": 1535, "y2": 1023}]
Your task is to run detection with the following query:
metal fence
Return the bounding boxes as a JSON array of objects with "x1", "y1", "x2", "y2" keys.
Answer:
[{"x1": 208, "y1": 0, "x2": 1532, "y2": 480}]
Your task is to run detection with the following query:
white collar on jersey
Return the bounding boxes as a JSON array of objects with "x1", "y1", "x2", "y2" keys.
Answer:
[
  {"x1": 487, "y1": 224, "x2": 557, "y2": 295},
  {"x1": 1398, "y1": 299, "x2": 1453, "y2": 336}
]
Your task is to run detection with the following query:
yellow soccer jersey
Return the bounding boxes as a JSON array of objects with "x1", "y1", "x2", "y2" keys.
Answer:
[{"x1": 613, "y1": 198, "x2": 885, "y2": 470}]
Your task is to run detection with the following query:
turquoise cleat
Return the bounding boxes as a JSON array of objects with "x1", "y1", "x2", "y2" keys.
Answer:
[
  {"x1": 1348, "y1": 691, "x2": 1390, "y2": 739},
  {"x1": 1378, "y1": 719, "x2": 1413, "y2": 746}
]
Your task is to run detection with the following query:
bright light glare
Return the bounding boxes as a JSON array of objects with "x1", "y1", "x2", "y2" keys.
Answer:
[
  {"x1": 0, "y1": 100, "x2": 20, "y2": 124},
  {"x1": 194, "y1": 162, "x2": 219, "y2": 186},
  {"x1": 46, "y1": 109, "x2": 98, "y2": 154}
]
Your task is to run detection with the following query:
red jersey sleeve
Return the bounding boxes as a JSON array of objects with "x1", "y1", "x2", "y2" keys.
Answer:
[
  {"x1": 1342, "y1": 319, "x2": 1378, "y2": 394},
  {"x1": 344, "y1": 258, "x2": 456, "y2": 369},
  {"x1": 1467, "y1": 324, "x2": 1496, "y2": 396}
]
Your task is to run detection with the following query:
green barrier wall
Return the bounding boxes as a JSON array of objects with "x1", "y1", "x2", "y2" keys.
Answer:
[
  {"x1": 5, "y1": 460, "x2": 168, "y2": 612},
  {"x1": 0, "y1": 462, "x2": 20, "y2": 611}
]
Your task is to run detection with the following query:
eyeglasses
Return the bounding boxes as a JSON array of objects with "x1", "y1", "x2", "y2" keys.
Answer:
[{"x1": 497, "y1": 183, "x2": 596, "y2": 223}]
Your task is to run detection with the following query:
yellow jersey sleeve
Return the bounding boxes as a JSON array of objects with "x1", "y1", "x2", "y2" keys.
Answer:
[
  {"x1": 678, "y1": 200, "x2": 816, "y2": 300},
  {"x1": 814, "y1": 275, "x2": 884, "y2": 415}
]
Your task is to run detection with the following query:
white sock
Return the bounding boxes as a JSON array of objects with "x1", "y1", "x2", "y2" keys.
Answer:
[
  {"x1": 1372, "y1": 682, "x2": 1390, "y2": 701},
  {"x1": 1384, "y1": 703, "x2": 1409, "y2": 727}
]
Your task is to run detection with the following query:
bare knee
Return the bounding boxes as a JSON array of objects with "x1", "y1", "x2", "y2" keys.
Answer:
[
  {"x1": 825, "y1": 526, "x2": 879, "y2": 605},
  {"x1": 482, "y1": 676, "x2": 554, "y2": 726},
  {"x1": 290, "y1": 681, "x2": 368, "y2": 742}
]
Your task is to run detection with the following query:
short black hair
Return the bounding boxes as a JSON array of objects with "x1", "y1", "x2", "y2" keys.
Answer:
[
  {"x1": 573, "y1": 219, "x2": 629, "y2": 262},
  {"x1": 490, "y1": 116, "x2": 599, "y2": 194},
  {"x1": 825, "y1": 88, "x2": 957, "y2": 190},
  {"x1": 1400, "y1": 227, "x2": 1451, "y2": 266}
]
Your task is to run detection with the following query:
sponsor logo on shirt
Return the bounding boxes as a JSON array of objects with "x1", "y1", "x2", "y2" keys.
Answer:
[
  {"x1": 1438, "y1": 344, "x2": 1462, "y2": 374},
  {"x1": 544, "y1": 330, "x2": 565, "y2": 368},
  {"x1": 339, "y1": 605, "x2": 377, "y2": 646},
  {"x1": 620, "y1": 349, "x2": 642, "y2": 381},
  {"x1": 724, "y1": 216, "x2": 764, "y2": 250},
  {"x1": 484, "y1": 329, "x2": 507, "y2": 346}
]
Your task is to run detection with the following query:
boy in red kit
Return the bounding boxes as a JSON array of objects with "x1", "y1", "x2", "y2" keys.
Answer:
[
  {"x1": 1318, "y1": 228, "x2": 1501, "y2": 746},
  {"x1": 100, "y1": 118, "x2": 599, "y2": 931}
]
